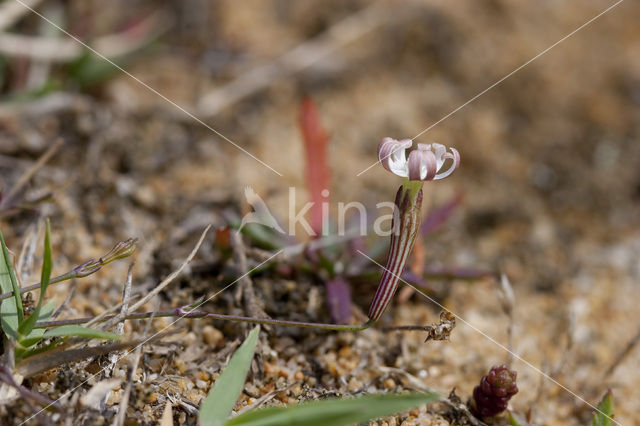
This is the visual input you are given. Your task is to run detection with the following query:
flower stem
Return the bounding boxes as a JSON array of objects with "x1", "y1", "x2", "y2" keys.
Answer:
[
  {"x1": 0, "y1": 239, "x2": 136, "y2": 301},
  {"x1": 34, "y1": 309, "x2": 375, "y2": 332},
  {"x1": 33, "y1": 308, "x2": 437, "y2": 333},
  {"x1": 368, "y1": 179, "x2": 424, "y2": 322}
]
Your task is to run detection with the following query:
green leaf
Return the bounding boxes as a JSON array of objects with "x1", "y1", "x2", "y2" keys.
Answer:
[
  {"x1": 42, "y1": 325, "x2": 122, "y2": 341},
  {"x1": 16, "y1": 300, "x2": 57, "y2": 355},
  {"x1": 3, "y1": 79, "x2": 61, "y2": 103},
  {"x1": 508, "y1": 411, "x2": 520, "y2": 426},
  {"x1": 15, "y1": 340, "x2": 62, "y2": 361},
  {"x1": 593, "y1": 389, "x2": 614, "y2": 426},
  {"x1": 225, "y1": 392, "x2": 440, "y2": 426},
  {"x1": 18, "y1": 220, "x2": 53, "y2": 336},
  {"x1": 199, "y1": 326, "x2": 260, "y2": 426},
  {"x1": 0, "y1": 229, "x2": 23, "y2": 338},
  {"x1": 67, "y1": 50, "x2": 121, "y2": 88}
]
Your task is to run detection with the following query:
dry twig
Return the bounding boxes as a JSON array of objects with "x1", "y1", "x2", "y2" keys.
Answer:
[
  {"x1": 603, "y1": 325, "x2": 640, "y2": 378},
  {"x1": 101, "y1": 263, "x2": 135, "y2": 332},
  {"x1": 114, "y1": 314, "x2": 154, "y2": 426},
  {"x1": 442, "y1": 388, "x2": 487, "y2": 426},
  {"x1": 0, "y1": 138, "x2": 63, "y2": 211},
  {"x1": 16, "y1": 222, "x2": 40, "y2": 283},
  {"x1": 231, "y1": 231, "x2": 269, "y2": 321},
  {"x1": 127, "y1": 225, "x2": 211, "y2": 313},
  {"x1": 497, "y1": 274, "x2": 516, "y2": 365}
]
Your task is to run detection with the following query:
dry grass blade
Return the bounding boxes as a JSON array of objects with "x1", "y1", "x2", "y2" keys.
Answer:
[
  {"x1": 160, "y1": 400, "x2": 173, "y2": 426},
  {"x1": 16, "y1": 223, "x2": 39, "y2": 283},
  {"x1": 497, "y1": 274, "x2": 516, "y2": 364},
  {"x1": 442, "y1": 389, "x2": 487, "y2": 426},
  {"x1": 15, "y1": 332, "x2": 173, "y2": 378},
  {"x1": 83, "y1": 294, "x2": 140, "y2": 329},
  {"x1": 603, "y1": 325, "x2": 640, "y2": 378},
  {"x1": 231, "y1": 231, "x2": 269, "y2": 322},
  {"x1": 0, "y1": 139, "x2": 62, "y2": 210},
  {"x1": 0, "y1": 238, "x2": 137, "y2": 302},
  {"x1": 127, "y1": 225, "x2": 210, "y2": 313},
  {"x1": 79, "y1": 378, "x2": 122, "y2": 411},
  {"x1": 100, "y1": 263, "x2": 134, "y2": 332},
  {"x1": 114, "y1": 314, "x2": 153, "y2": 426}
]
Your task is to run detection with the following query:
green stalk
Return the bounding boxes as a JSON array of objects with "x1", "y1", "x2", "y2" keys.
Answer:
[{"x1": 0, "y1": 230, "x2": 24, "y2": 323}]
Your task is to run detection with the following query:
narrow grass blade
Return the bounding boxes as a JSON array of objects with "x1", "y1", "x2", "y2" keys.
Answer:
[
  {"x1": 508, "y1": 411, "x2": 519, "y2": 426},
  {"x1": 42, "y1": 325, "x2": 122, "y2": 340},
  {"x1": 199, "y1": 326, "x2": 260, "y2": 426},
  {"x1": 16, "y1": 332, "x2": 174, "y2": 377},
  {"x1": 15, "y1": 300, "x2": 56, "y2": 357},
  {"x1": 593, "y1": 389, "x2": 614, "y2": 426},
  {"x1": 225, "y1": 392, "x2": 440, "y2": 426},
  {"x1": 18, "y1": 219, "x2": 53, "y2": 336},
  {"x1": 0, "y1": 229, "x2": 23, "y2": 338}
]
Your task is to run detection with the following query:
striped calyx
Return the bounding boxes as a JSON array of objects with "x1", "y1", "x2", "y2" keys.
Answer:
[{"x1": 368, "y1": 182, "x2": 423, "y2": 321}]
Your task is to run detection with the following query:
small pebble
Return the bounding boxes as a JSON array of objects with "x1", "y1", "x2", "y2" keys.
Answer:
[
  {"x1": 348, "y1": 377, "x2": 362, "y2": 392},
  {"x1": 203, "y1": 325, "x2": 223, "y2": 346},
  {"x1": 383, "y1": 378, "x2": 396, "y2": 389}
]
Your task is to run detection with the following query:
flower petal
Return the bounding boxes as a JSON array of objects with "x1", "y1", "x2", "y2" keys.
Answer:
[
  {"x1": 408, "y1": 147, "x2": 437, "y2": 181},
  {"x1": 431, "y1": 143, "x2": 447, "y2": 170},
  {"x1": 433, "y1": 147, "x2": 460, "y2": 180},
  {"x1": 378, "y1": 138, "x2": 459, "y2": 181},
  {"x1": 378, "y1": 138, "x2": 411, "y2": 177}
]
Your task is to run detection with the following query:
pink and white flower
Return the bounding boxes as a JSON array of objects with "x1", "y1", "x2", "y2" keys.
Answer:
[
  {"x1": 367, "y1": 137, "x2": 460, "y2": 322},
  {"x1": 377, "y1": 137, "x2": 460, "y2": 181}
]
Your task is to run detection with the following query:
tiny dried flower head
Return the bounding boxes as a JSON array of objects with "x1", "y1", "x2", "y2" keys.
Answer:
[
  {"x1": 74, "y1": 238, "x2": 137, "y2": 277},
  {"x1": 378, "y1": 137, "x2": 460, "y2": 181}
]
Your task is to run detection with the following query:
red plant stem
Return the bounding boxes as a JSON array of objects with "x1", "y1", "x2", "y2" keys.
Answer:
[
  {"x1": 368, "y1": 181, "x2": 423, "y2": 321},
  {"x1": 299, "y1": 97, "x2": 330, "y2": 236}
]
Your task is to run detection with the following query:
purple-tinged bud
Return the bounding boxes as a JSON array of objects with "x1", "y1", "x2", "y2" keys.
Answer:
[{"x1": 472, "y1": 365, "x2": 518, "y2": 418}]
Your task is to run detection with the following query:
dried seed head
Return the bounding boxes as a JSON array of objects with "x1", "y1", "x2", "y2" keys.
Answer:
[
  {"x1": 378, "y1": 138, "x2": 460, "y2": 181},
  {"x1": 74, "y1": 238, "x2": 137, "y2": 277}
]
